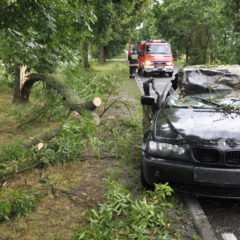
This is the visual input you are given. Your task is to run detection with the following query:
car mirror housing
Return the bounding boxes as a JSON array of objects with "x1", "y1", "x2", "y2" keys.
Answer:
[{"x1": 141, "y1": 96, "x2": 155, "y2": 105}]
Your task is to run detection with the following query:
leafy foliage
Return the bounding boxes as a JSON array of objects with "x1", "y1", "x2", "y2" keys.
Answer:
[
  {"x1": 136, "y1": 0, "x2": 240, "y2": 65},
  {"x1": 89, "y1": 0, "x2": 152, "y2": 61},
  {"x1": 108, "y1": 117, "x2": 142, "y2": 164},
  {"x1": 72, "y1": 180, "x2": 175, "y2": 240},
  {"x1": 35, "y1": 117, "x2": 98, "y2": 167},
  {"x1": 0, "y1": 188, "x2": 37, "y2": 221},
  {"x1": 0, "y1": 116, "x2": 101, "y2": 178},
  {"x1": 0, "y1": 141, "x2": 25, "y2": 163},
  {"x1": 61, "y1": 64, "x2": 119, "y2": 98},
  {"x1": 0, "y1": 0, "x2": 95, "y2": 74}
]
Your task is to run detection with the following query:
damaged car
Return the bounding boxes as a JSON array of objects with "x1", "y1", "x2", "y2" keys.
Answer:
[{"x1": 141, "y1": 67, "x2": 240, "y2": 198}]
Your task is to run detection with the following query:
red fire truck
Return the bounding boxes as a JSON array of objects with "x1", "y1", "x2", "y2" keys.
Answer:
[{"x1": 128, "y1": 40, "x2": 174, "y2": 77}]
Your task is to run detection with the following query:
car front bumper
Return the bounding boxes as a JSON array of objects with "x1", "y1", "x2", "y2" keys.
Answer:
[
  {"x1": 144, "y1": 65, "x2": 173, "y2": 73},
  {"x1": 142, "y1": 156, "x2": 240, "y2": 198}
]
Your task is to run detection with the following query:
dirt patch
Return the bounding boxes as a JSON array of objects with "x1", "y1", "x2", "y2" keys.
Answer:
[{"x1": 0, "y1": 159, "x2": 109, "y2": 240}]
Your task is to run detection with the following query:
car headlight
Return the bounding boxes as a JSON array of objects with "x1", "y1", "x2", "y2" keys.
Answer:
[
  {"x1": 148, "y1": 141, "x2": 186, "y2": 159},
  {"x1": 145, "y1": 60, "x2": 152, "y2": 65},
  {"x1": 165, "y1": 62, "x2": 173, "y2": 65}
]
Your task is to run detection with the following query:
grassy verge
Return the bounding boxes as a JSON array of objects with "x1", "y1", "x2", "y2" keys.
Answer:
[{"x1": 0, "y1": 61, "x2": 196, "y2": 240}]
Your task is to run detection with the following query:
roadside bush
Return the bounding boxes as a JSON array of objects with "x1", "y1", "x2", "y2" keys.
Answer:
[
  {"x1": 72, "y1": 180, "x2": 174, "y2": 240},
  {"x1": 0, "y1": 188, "x2": 38, "y2": 221},
  {"x1": 33, "y1": 116, "x2": 100, "y2": 168},
  {"x1": 0, "y1": 141, "x2": 25, "y2": 163},
  {"x1": 105, "y1": 116, "x2": 142, "y2": 165},
  {"x1": 0, "y1": 114, "x2": 102, "y2": 176},
  {"x1": 0, "y1": 70, "x2": 12, "y2": 91}
]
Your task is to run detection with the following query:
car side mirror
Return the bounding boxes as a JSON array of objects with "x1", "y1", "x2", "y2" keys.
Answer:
[
  {"x1": 141, "y1": 96, "x2": 155, "y2": 105},
  {"x1": 143, "y1": 77, "x2": 154, "y2": 96},
  {"x1": 171, "y1": 73, "x2": 178, "y2": 90}
]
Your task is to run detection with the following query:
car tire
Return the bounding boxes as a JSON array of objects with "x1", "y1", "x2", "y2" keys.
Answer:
[
  {"x1": 143, "y1": 70, "x2": 148, "y2": 77},
  {"x1": 140, "y1": 163, "x2": 154, "y2": 190},
  {"x1": 168, "y1": 72, "x2": 173, "y2": 77}
]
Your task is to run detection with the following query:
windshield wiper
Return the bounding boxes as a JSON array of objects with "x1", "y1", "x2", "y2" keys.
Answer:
[{"x1": 191, "y1": 96, "x2": 221, "y2": 107}]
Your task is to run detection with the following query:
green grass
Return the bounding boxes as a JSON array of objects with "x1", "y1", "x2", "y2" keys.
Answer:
[
  {"x1": 91, "y1": 60, "x2": 141, "y2": 99},
  {"x1": 72, "y1": 180, "x2": 176, "y2": 240},
  {"x1": 110, "y1": 51, "x2": 127, "y2": 59}
]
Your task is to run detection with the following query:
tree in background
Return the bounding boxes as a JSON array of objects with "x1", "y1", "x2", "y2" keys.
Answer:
[
  {"x1": 220, "y1": 0, "x2": 240, "y2": 63},
  {"x1": 135, "y1": 0, "x2": 240, "y2": 65},
  {"x1": 0, "y1": 0, "x2": 94, "y2": 102},
  {"x1": 88, "y1": 0, "x2": 153, "y2": 64},
  {"x1": 150, "y1": 0, "x2": 223, "y2": 64}
]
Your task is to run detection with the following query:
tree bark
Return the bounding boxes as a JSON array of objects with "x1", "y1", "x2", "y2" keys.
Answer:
[
  {"x1": 12, "y1": 67, "x2": 21, "y2": 103},
  {"x1": 81, "y1": 41, "x2": 89, "y2": 68},
  {"x1": 98, "y1": 44, "x2": 106, "y2": 64}
]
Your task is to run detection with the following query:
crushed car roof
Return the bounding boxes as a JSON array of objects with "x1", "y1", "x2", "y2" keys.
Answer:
[{"x1": 177, "y1": 67, "x2": 240, "y2": 95}]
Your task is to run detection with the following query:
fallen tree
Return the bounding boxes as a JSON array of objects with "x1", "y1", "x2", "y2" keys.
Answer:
[
  {"x1": 21, "y1": 73, "x2": 102, "y2": 112},
  {"x1": 0, "y1": 72, "x2": 103, "y2": 182},
  {"x1": 18, "y1": 72, "x2": 101, "y2": 128}
]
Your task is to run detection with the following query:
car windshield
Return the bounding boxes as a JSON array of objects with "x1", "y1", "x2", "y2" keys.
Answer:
[
  {"x1": 146, "y1": 45, "x2": 171, "y2": 54},
  {"x1": 166, "y1": 90, "x2": 240, "y2": 109}
]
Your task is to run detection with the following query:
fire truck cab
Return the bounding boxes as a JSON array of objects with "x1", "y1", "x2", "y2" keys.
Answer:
[{"x1": 138, "y1": 40, "x2": 174, "y2": 77}]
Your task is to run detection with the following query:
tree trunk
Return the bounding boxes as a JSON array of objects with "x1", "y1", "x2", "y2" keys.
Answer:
[
  {"x1": 12, "y1": 67, "x2": 21, "y2": 103},
  {"x1": 98, "y1": 44, "x2": 106, "y2": 64},
  {"x1": 185, "y1": 47, "x2": 189, "y2": 64},
  {"x1": 12, "y1": 65, "x2": 28, "y2": 103},
  {"x1": 81, "y1": 41, "x2": 89, "y2": 68}
]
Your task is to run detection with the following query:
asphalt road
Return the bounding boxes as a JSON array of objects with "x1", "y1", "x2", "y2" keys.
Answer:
[
  {"x1": 135, "y1": 67, "x2": 179, "y2": 95},
  {"x1": 200, "y1": 198, "x2": 240, "y2": 239},
  {"x1": 135, "y1": 73, "x2": 172, "y2": 95}
]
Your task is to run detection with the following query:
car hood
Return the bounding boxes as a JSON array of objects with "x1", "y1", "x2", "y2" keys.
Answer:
[{"x1": 155, "y1": 108, "x2": 240, "y2": 146}]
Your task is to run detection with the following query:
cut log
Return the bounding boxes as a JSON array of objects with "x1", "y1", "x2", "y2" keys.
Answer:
[
  {"x1": 23, "y1": 126, "x2": 63, "y2": 149},
  {"x1": 85, "y1": 97, "x2": 102, "y2": 110}
]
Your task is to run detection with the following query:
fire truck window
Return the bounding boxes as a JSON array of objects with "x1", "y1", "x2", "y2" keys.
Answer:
[
  {"x1": 130, "y1": 45, "x2": 138, "y2": 53},
  {"x1": 146, "y1": 45, "x2": 171, "y2": 54}
]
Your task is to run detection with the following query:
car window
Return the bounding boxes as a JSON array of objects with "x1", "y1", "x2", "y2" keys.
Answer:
[
  {"x1": 146, "y1": 45, "x2": 171, "y2": 54},
  {"x1": 166, "y1": 90, "x2": 240, "y2": 109}
]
